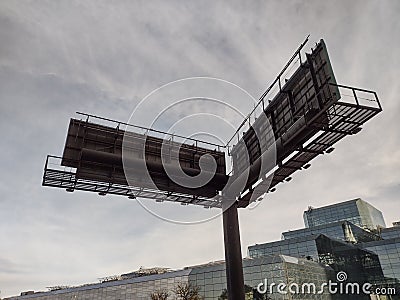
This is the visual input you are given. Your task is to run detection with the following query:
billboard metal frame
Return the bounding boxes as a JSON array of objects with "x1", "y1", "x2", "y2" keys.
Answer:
[
  {"x1": 43, "y1": 155, "x2": 223, "y2": 207},
  {"x1": 42, "y1": 83, "x2": 381, "y2": 207},
  {"x1": 234, "y1": 83, "x2": 382, "y2": 207}
]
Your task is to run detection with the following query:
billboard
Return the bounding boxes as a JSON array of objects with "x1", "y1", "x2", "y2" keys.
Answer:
[
  {"x1": 61, "y1": 118, "x2": 228, "y2": 198},
  {"x1": 43, "y1": 38, "x2": 382, "y2": 208},
  {"x1": 231, "y1": 39, "x2": 341, "y2": 200}
]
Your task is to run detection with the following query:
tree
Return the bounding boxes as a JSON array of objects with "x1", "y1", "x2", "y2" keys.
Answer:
[
  {"x1": 218, "y1": 289, "x2": 228, "y2": 300},
  {"x1": 150, "y1": 290, "x2": 169, "y2": 300},
  {"x1": 218, "y1": 285, "x2": 271, "y2": 300},
  {"x1": 173, "y1": 283, "x2": 203, "y2": 300}
]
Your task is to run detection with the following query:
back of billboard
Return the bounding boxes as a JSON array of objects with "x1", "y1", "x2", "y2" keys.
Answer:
[
  {"x1": 231, "y1": 39, "x2": 341, "y2": 196},
  {"x1": 61, "y1": 119, "x2": 228, "y2": 198}
]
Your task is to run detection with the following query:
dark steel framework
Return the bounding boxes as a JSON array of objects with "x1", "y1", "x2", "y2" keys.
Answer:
[
  {"x1": 43, "y1": 83, "x2": 381, "y2": 208},
  {"x1": 268, "y1": 83, "x2": 381, "y2": 185},
  {"x1": 228, "y1": 39, "x2": 382, "y2": 208},
  {"x1": 43, "y1": 112, "x2": 227, "y2": 208},
  {"x1": 42, "y1": 37, "x2": 382, "y2": 300}
]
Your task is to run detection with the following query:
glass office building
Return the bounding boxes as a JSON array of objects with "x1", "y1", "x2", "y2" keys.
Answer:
[
  {"x1": 6, "y1": 199, "x2": 398, "y2": 299},
  {"x1": 5, "y1": 255, "x2": 335, "y2": 300},
  {"x1": 249, "y1": 235, "x2": 320, "y2": 262},
  {"x1": 282, "y1": 220, "x2": 381, "y2": 243},
  {"x1": 249, "y1": 234, "x2": 385, "y2": 287},
  {"x1": 189, "y1": 255, "x2": 335, "y2": 300},
  {"x1": 5, "y1": 269, "x2": 191, "y2": 300},
  {"x1": 250, "y1": 199, "x2": 400, "y2": 298},
  {"x1": 303, "y1": 198, "x2": 386, "y2": 230}
]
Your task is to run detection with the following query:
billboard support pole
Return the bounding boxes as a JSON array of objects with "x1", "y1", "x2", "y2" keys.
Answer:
[{"x1": 222, "y1": 200, "x2": 245, "y2": 300}]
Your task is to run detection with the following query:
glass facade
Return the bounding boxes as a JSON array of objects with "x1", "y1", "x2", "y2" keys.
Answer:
[
  {"x1": 315, "y1": 236, "x2": 384, "y2": 284},
  {"x1": 249, "y1": 235, "x2": 320, "y2": 262},
  {"x1": 249, "y1": 234, "x2": 384, "y2": 281},
  {"x1": 362, "y1": 238, "x2": 400, "y2": 281},
  {"x1": 189, "y1": 255, "x2": 335, "y2": 300},
  {"x1": 282, "y1": 220, "x2": 380, "y2": 243},
  {"x1": 283, "y1": 221, "x2": 347, "y2": 241},
  {"x1": 250, "y1": 199, "x2": 400, "y2": 298},
  {"x1": 380, "y1": 226, "x2": 400, "y2": 240},
  {"x1": 5, "y1": 256, "x2": 335, "y2": 300},
  {"x1": 5, "y1": 270, "x2": 190, "y2": 300},
  {"x1": 249, "y1": 234, "x2": 389, "y2": 299},
  {"x1": 303, "y1": 199, "x2": 386, "y2": 230}
]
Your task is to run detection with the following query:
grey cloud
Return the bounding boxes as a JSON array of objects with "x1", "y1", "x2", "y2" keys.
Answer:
[{"x1": 0, "y1": 0, "x2": 399, "y2": 297}]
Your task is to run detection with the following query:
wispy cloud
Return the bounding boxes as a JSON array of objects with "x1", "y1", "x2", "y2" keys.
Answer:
[{"x1": 0, "y1": 0, "x2": 399, "y2": 297}]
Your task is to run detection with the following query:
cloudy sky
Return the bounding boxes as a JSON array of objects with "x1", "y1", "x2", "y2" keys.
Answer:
[{"x1": 0, "y1": 0, "x2": 399, "y2": 297}]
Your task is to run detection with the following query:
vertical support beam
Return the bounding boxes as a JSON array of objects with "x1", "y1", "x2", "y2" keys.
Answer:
[
  {"x1": 270, "y1": 110, "x2": 277, "y2": 139},
  {"x1": 287, "y1": 91, "x2": 296, "y2": 120},
  {"x1": 374, "y1": 91, "x2": 382, "y2": 111},
  {"x1": 352, "y1": 88, "x2": 359, "y2": 106},
  {"x1": 223, "y1": 201, "x2": 245, "y2": 300},
  {"x1": 306, "y1": 53, "x2": 324, "y2": 109}
]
